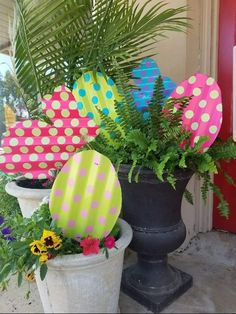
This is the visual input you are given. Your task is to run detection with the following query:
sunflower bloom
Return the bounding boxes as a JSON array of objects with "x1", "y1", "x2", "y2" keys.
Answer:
[
  {"x1": 30, "y1": 240, "x2": 47, "y2": 256},
  {"x1": 41, "y1": 229, "x2": 62, "y2": 250},
  {"x1": 39, "y1": 253, "x2": 49, "y2": 264},
  {"x1": 25, "y1": 272, "x2": 35, "y2": 282}
]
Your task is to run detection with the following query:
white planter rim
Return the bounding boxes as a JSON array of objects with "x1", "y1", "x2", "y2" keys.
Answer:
[
  {"x1": 46, "y1": 218, "x2": 132, "y2": 270},
  {"x1": 5, "y1": 178, "x2": 51, "y2": 200}
]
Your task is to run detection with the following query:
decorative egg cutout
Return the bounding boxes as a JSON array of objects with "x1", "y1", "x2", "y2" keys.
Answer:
[
  {"x1": 0, "y1": 86, "x2": 98, "y2": 179},
  {"x1": 72, "y1": 71, "x2": 121, "y2": 125},
  {"x1": 170, "y1": 73, "x2": 222, "y2": 150},
  {"x1": 50, "y1": 150, "x2": 122, "y2": 239},
  {"x1": 132, "y1": 58, "x2": 176, "y2": 111}
]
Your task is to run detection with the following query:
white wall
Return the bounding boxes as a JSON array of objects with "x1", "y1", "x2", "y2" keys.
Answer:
[{"x1": 137, "y1": 0, "x2": 187, "y2": 83}]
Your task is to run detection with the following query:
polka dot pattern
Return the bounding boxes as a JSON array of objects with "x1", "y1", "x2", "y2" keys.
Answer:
[
  {"x1": 50, "y1": 150, "x2": 122, "y2": 239},
  {"x1": 131, "y1": 58, "x2": 177, "y2": 111},
  {"x1": 0, "y1": 85, "x2": 98, "y2": 178},
  {"x1": 72, "y1": 71, "x2": 120, "y2": 125},
  {"x1": 170, "y1": 73, "x2": 222, "y2": 151}
]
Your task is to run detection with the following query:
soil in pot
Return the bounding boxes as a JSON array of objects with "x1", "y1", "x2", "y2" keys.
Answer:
[{"x1": 16, "y1": 178, "x2": 53, "y2": 189}]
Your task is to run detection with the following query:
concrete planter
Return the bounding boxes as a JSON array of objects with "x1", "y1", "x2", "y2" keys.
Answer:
[
  {"x1": 5, "y1": 178, "x2": 51, "y2": 218},
  {"x1": 36, "y1": 218, "x2": 132, "y2": 313}
]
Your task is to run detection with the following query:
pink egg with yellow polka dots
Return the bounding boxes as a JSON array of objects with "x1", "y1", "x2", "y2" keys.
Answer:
[{"x1": 170, "y1": 73, "x2": 222, "y2": 150}]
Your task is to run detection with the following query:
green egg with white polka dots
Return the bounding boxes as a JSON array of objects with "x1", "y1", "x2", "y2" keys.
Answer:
[
  {"x1": 72, "y1": 71, "x2": 121, "y2": 125},
  {"x1": 50, "y1": 150, "x2": 122, "y2": 239}
]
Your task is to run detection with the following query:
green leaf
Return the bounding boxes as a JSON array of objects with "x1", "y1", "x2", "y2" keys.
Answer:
[
  {"x1": 17, "y1": 272, "x2": 23, "y2": 287},
  {"x1": 103, "y1": 247, "x2": 109, "y2": 259},
  {"x1": 39, "y1": 263, "x2": 48, "y2": 281},
  {"x1": 167, "y1": 174, "x2": 176, "y2": 189},
  {"x1": 184, "y1": 189, "x2": 194, "y2": 205},
  {"x1": 0, "y1": 263, "x2": 11, "y2": 281}
]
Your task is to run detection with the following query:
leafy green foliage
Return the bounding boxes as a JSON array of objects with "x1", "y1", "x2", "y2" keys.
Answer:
[
  {"x1": 13, "y1": 0, "x2": 189, "y2": 117},
  {"x1": 86, "y1": 71, "x2": 236, "y2": 218},
  {"x1": 0, "y1": 172, "x2": 21, "y2": 218},
  {"x1": 0, "y1": 71, "x2": 24, "y2": 111}
]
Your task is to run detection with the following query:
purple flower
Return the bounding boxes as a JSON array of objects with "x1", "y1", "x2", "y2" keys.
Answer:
[
  {"x1": 4, "y1": 236, "x2": 15, "y2": 241},
  {"x1": 1, "y1": 227, "x2": 12, "y2": 235},
  {"x1": 0, "y1": 216, "x2": 4, "y2": 225}
]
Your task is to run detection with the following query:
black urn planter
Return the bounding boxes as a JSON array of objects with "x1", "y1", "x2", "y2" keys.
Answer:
[{"x1": 118, "y1": 165, "x2": 194, "y2": 313}]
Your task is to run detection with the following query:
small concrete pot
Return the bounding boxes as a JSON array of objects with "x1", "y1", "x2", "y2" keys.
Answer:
[
  {"x1": 36, "y1": 218, "x2": 133, "y2": 313},
  {"x1": 5, "y1": 178, "x2": 51, "y2": 218}
]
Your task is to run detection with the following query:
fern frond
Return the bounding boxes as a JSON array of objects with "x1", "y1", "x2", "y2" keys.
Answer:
[
  {"x1": 209, "y1": 181, "x2": 229, "y2": 218},
  {"x1": 209, "y1": 137, "x2": 236, "y2": 160},
  {"x1": 134, "y1": 166, "x2": 142, "y2": 183},
  {"x1": 150, "y1": 156, "x2": 170, "y2": 181},
  {"x1": 113, "y1": 65, "x2": 145, "y2": 131},
  {"x1": 126, "y1": 130, "x2": 149, "y2": 150},
  {"x1": 128, "y1": 158, "x2": 138, "y2": 183},
  {"x1": 200, "y1": 173, "x2": 210, "y2": 203},
  {"x1": 184, "y1": 189, "x2": 194, "y2": 205},
  {"x1": 221, "y1": 170, "x2": 236, "y2": 189},
  {"x1": 166, "y1": 173, "x2": 176, "y2": 189},
  {"x1": 147, "y1": 75, "x2": 164, "y2": 137},
  {"x1": 96, "y1": 107, "x2": 125, "y2": 140}
]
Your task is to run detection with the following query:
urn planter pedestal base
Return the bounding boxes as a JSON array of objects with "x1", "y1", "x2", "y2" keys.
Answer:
[
  {"x1": 118, "y1": 166, "x2": 194, "y2": 313},
  {"x1": 122, "y1": 261, "x2": 192, "y2": 313}
]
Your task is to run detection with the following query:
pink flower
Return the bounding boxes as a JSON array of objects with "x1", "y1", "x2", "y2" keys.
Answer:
[
  {"x1": 104, "y1": 236, "x2": 116, "y2": 249},
  {"x1": 80, "y1": 236, "x2": 100, "y2": 256}
]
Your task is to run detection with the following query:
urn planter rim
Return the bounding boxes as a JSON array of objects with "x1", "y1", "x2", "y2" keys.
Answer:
[
  {"x1": 118, "y1": 164, "x2": 194, "y2": 183},
  {"x1": 46, "y1": 218, "x2": 133, "y2": 270}
]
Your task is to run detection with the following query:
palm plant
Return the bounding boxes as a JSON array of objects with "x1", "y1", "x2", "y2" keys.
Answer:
[{"x1": 13, "y1": 0, "x2": 189, "y2": 117}]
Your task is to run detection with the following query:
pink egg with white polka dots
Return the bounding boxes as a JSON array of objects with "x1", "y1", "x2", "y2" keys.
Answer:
[{"x1": 170, "y1": 73, "x2": 222, "y2": 151}]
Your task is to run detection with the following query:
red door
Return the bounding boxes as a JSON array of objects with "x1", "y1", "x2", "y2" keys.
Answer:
[{"x1": 213, "y1": 0, "x2": 236, "y2": 232}]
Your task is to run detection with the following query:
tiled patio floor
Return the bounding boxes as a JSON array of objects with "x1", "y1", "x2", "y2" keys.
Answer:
[{"x1": 0, "y1": 231, "x2": 236, "y2": 313}]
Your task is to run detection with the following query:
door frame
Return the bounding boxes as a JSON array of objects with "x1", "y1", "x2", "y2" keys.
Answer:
[{"x1": 186, "y1": 0, "x2": 219, "y2": 234}]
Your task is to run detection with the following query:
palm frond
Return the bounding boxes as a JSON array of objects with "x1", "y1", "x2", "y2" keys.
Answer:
[
  {"x1": 13, "y1": 0, "x2": 189, "y2": 112},
  {"x1": 14, "y1": 0, "x2": 89, "y2": 100}
]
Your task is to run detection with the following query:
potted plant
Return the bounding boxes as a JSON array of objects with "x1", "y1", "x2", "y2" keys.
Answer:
[
  {"x1": 1, "y1": 0, "x2": 189, "y2": 218},
  {"x1": 0, "y1": 150, "x2": 133, "y2": 313},
  {"x1": 85, "y1": 69, "x2": 236, "y2": 312}
]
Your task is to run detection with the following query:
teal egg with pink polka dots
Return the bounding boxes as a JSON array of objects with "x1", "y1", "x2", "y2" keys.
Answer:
[
  {"x1": 72, "y1": 71, "x2": 121, "y2": 125},
  {"x1": 49, "y1": 150, "x2": 122, "y2": 239}
]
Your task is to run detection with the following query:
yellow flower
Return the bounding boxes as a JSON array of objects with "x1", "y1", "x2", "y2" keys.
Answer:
[
  {"x1": 39, "y1": 253, "x2": 49, "y2": 264},
  {"x1": 30, "y1": 240, "x2": 47, "y2": 256},
  {"x1": 41, "y1": 229, "x2": 62, "y2": 250},
  {"x1": 25, "y1": 272, "x2": 35, "y2": 282},
  {"x1": 53, "y1": 237, "x2": 62, "y2": 250}
]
